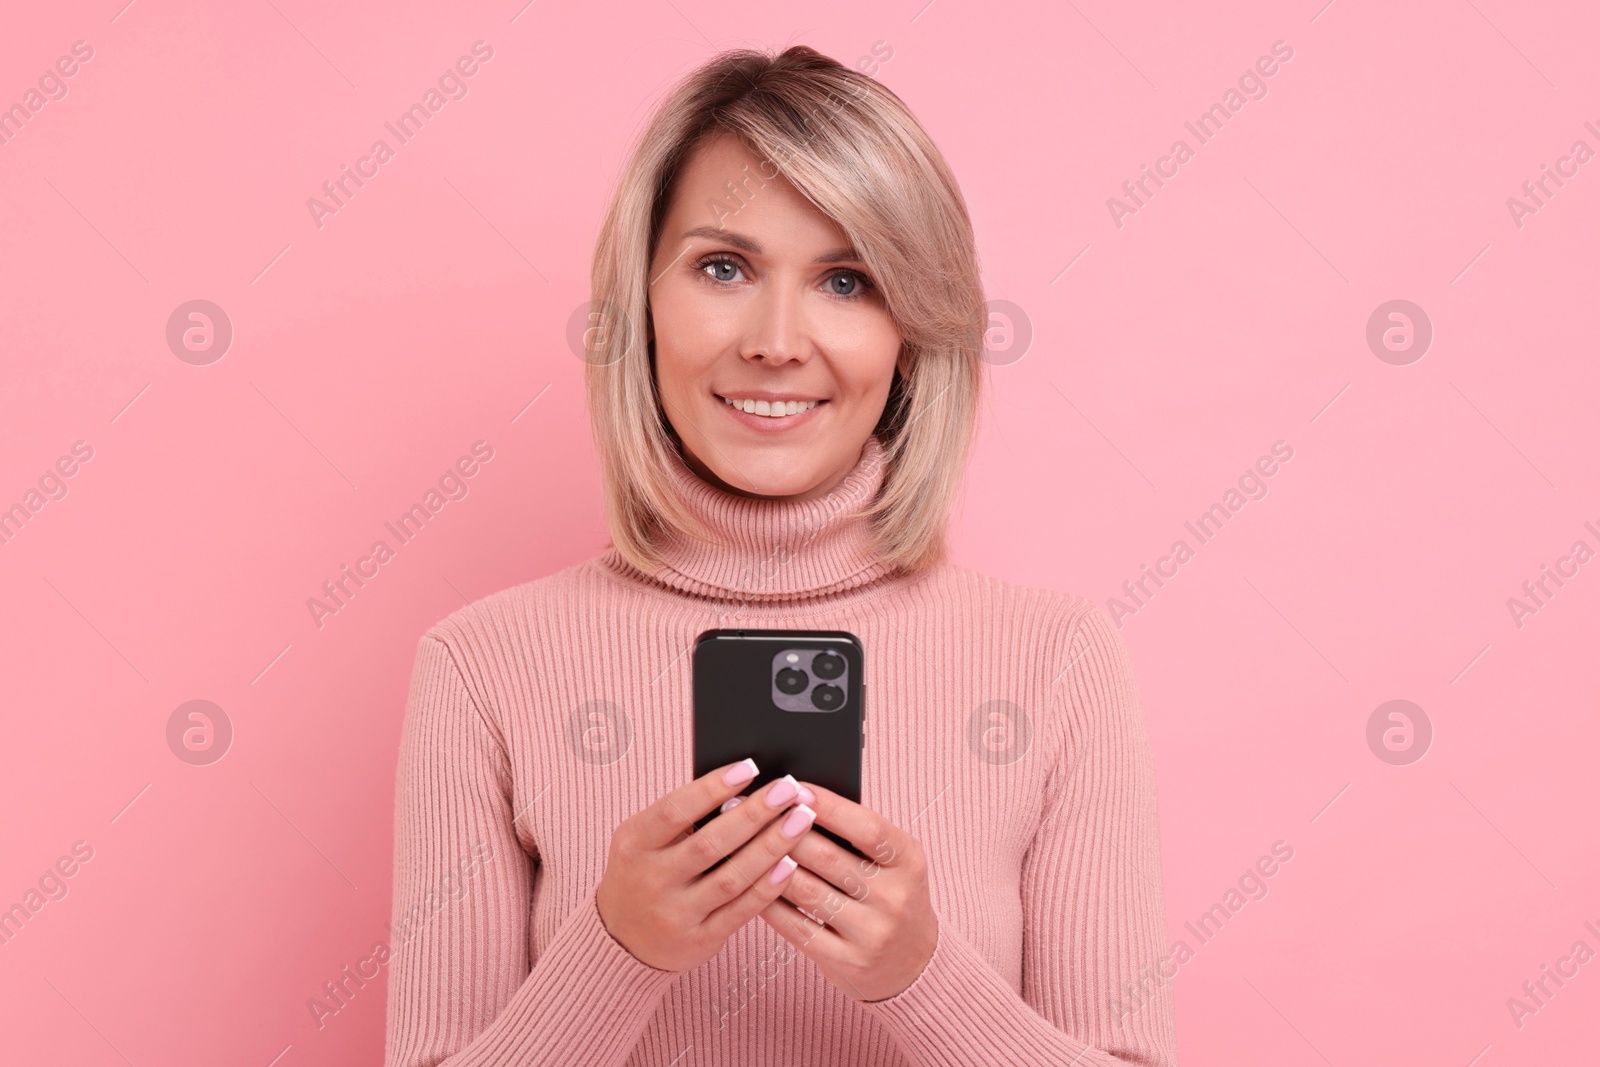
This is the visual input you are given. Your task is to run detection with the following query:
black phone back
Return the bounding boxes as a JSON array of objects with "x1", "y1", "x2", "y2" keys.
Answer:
[{"x1": 692, "y1": 628, "x2": 864, "y2": 844}]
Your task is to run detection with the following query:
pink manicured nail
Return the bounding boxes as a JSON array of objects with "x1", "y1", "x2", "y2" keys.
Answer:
[
  {"x1": 796, "y1": 783, "x2": 816, "y2": 805},
  {"x1": 723, "y1": 758, "x2": 758, "y2": 786},
  {"x1": 765, "y1": 775, "x2": 799, "y2": 808},
  {"x1": 769, "y1": 855, "x2": 798, "y2": 885},
  {"x1": 781, "y1": 804, "x2": 815, "y2": 838},
  {"x1": 720, "y1": 797, "x2": 745, "y2": 813}
]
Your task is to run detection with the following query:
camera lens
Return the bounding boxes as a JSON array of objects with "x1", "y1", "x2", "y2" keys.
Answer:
[
  {"x1": 811, "y1": 683, "x2": 843, "y2": 710},
  {"x1": 812, "y1": 652, "x2": 844, "y2": 680},
  {"x1": 776, "y1": 667, "x2": 809, "y2": 695}
]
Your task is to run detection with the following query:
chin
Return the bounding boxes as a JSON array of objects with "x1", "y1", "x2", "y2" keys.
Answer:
[
  {"x1": 706, "y1": 444, "x2": 819, "y2": 499},
  {"x1": 730, "y1": 461, "x2": 815, "y2": 496}
]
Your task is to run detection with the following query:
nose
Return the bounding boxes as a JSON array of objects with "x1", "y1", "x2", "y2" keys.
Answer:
[{"x1": 740, "y1": 279, "x2": 810, "y2": 367}]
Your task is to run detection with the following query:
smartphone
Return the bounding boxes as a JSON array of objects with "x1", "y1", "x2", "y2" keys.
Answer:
[{"x1": 692, "y1": 628, "x2": 864, "y2": 857}]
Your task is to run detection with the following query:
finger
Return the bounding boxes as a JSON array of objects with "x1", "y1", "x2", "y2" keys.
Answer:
[
  {"x1": 759, "y1": 893, "x2": 851, "y2": 959},
  {"x1": 720, "y1": 778, "x2": 815, "y2": 814},
  {"x1": 775, "y1": 862, "x2": 871, "y2": 938},
  {"x1": 680, "y1": 782, "x2": 815, "y2": 898},
  {"x1": 785, "y1": 831, "x2": 889, "y2": 919},
  {"x1": 664, "y1": 775, "x2": 807, "y2": 882},
  {"x1": 633, "y1": 758, "x2": 760, "y2": 851},
  {"x1": 791, "y1": 782, "x2": 906, "y2": 868},
  {"x1": 697, "y1": 841, "x2": 806, "y2": 944}
]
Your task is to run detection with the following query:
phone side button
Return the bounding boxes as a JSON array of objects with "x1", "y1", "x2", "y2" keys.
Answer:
[{"x1": 861, "y1": 721, "x2": 865, "y2": 748}]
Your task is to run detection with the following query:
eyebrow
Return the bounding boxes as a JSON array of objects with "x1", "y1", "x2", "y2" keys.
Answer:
[{"x1": 676, "y1": 225, "x2": 863, "y2": 265}]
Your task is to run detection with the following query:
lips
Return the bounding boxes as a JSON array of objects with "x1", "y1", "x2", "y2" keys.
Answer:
[
  {"x1": 714, "y1": 393, "x2": 828, "y2": 432},
  {"x1": 717, "y1": 395, "x2": 824, "y2": 418}
]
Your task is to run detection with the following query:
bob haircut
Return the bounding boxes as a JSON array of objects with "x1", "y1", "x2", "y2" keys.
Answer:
[{"x1": 584, "y1": 44, "x2": 986, "y2": 583}]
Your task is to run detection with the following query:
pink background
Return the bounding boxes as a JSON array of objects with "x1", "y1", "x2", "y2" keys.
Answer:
[{"x1": 3, "y1": 1, "x2": 1597, "y2": 1064}]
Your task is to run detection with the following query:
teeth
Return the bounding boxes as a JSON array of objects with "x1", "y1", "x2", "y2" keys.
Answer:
[{"x1": 721, "y1": 396, "x2": 820, "y2": 417}]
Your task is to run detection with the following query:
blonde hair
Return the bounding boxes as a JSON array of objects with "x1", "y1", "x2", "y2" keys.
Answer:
[{"x1": 584, "y1": 45, "x2": 985, "y2": 578}]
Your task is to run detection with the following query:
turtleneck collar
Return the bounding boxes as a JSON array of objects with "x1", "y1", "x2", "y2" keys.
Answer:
[{"x1": 604, "y1": 435, "x2": 901, "y2": 604}]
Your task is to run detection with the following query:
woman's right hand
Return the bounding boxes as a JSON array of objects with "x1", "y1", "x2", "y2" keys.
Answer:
[{"x1": 595, "y1": 759, "x2": 817, "y2": 971}]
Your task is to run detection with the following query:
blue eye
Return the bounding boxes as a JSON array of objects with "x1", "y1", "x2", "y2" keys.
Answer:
[
  {"x1": 829, "y1": 271, "x2": 870, "y2": 298},
  {"x1": 690, "y1": 255, "x2": 876, "y2": 302},
  {"x1": 698, "y1": 255, "x2": 742, "y2": 283}
]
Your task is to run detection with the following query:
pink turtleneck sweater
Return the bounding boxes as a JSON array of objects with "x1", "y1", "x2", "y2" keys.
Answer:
[{"x1": 383, "y1": 435, "x2": 1178, "y2": 1066}]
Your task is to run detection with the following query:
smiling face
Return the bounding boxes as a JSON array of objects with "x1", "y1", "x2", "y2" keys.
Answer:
[{"x1": 646, "y1": 133, "x2": 905, "y2": 502}]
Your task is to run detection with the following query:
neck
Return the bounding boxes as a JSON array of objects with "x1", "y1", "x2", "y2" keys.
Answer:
[{"x1": 605, "y1": 435, "x2": 901, "y2": 603}]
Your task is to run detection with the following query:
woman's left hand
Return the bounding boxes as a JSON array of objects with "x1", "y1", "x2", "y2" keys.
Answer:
[{"x1": 757, "y1": 782, "x2": 939, "y2": 1003}]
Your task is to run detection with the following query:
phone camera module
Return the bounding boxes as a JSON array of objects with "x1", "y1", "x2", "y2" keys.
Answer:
[{"x1": 771, "y1": 647, "x2": 851, "y2": 712}]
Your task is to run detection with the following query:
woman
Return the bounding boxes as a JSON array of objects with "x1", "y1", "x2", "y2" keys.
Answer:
[{"x1": 385, "y1": 45, "x2": 1178, "y2": 1067}]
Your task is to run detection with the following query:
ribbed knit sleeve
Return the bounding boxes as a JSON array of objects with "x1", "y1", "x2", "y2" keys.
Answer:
[
  {"x1": 384, "y1": 635, "x2": 681, "y2": 1067},
  {"x1": 861, "y1": 603, "x2": 1179, "y2": 1067}
]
